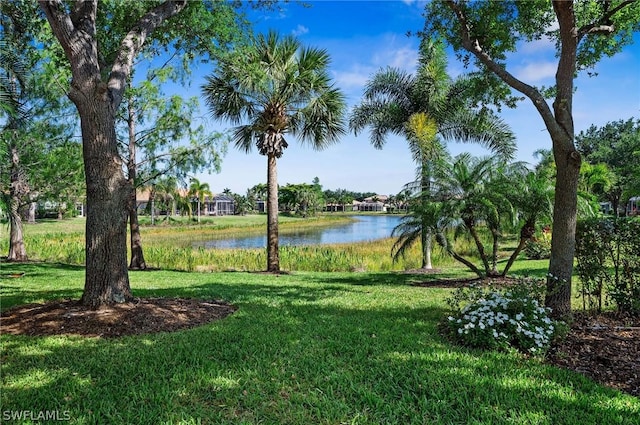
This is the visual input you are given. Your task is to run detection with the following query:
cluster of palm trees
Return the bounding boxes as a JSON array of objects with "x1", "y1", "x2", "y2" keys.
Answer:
[
  {"x1": 199, "y1": 32, "x2": 528, "y2": 273},
  {"x1": 392, "y1": 153, "x2": 554, "y2": 278}
]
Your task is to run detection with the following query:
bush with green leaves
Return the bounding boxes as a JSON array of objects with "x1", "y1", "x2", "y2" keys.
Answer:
[
  {"x1": 444, "y1": 278, "x2": 560, "y2": 355},
  {"x1": 523, "y1": 232, "x2": 551, "y2": 260},
  {"x1": 575, "y1": 217, "x2": 640, "y2": 313}
]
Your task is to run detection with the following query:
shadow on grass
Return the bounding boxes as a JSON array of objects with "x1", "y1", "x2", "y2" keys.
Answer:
[
  {"x1": 0, "y1": 261, "x2": 85, "y2": 275},
  {"x1": 2, "y1": 284, "x2": 637, "y2": 424},
  {"x1": 0, "y1": 262, "x2": 86, "y2": 311}
]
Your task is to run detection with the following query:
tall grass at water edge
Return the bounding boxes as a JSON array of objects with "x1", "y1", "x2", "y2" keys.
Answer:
[
  {"x1": 120, "y1": 239, "x2": 456, "y2": 272},
  {"x1": 2, "y1": 215, "x2": 536, "y2": 274}
]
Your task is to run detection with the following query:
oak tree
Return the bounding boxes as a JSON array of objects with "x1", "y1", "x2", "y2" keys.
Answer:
[{"x1": 423, "y1": 0, "x2": 640, "y2": 317}]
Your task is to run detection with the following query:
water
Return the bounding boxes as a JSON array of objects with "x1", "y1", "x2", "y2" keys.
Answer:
[{"x1": 193, "y1": 215, "x2": 403, "y2": 249}]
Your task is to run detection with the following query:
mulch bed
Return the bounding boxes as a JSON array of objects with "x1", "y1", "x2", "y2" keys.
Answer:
[
  {"x1": 0, "y1": 298, "x2": 237, "y2": 338},
  {"x1": 546, "y1": 311, "x2": 640, "y2": 397}
]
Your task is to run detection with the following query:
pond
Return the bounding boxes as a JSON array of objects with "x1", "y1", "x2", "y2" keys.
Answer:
[{"x1": 193, "y1": 215, "x2": 403, "y2": 249}]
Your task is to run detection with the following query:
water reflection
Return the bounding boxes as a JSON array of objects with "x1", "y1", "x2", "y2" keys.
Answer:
[{"x1": 193, "y1": 215, "x2": 403, "y2": 249}]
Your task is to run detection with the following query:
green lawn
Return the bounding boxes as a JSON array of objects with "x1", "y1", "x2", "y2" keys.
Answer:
[{"x1": 1, "y1": 263, "x2": 638, "y2": 425}]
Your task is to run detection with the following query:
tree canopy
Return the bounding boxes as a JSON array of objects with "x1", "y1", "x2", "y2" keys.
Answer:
[{"x1": 422, "y1": 0, "x2": 640, "y2": 317}]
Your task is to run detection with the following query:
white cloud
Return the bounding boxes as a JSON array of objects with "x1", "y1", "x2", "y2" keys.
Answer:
[
  {"x1": 514, "y1": 61, "x2": 557, "y2": 82},
  {"x1": 385, "y1": 46, "x2": 419, "y2": 71},
  {"x1": 291, "y1": 24, "x2": 309, "y2": 37},
  {"x1": 332, "y1": 68, "x2": 374, "y2": 92},
  {"x1": 518, "y1": 37, "x2": 556, "y2": 55}
]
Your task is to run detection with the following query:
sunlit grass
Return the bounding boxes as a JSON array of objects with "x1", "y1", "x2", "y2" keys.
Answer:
[{"x1": 1, "y1": 264, "x2": 638, "y2": 424}]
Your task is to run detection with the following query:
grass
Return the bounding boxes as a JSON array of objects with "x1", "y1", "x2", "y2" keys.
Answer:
[
  {"x1": 1, "y1": 264, "x2": 638, "y2": 424},
  {"x1": 2, "y1": 215, "x2": 533, "y2": 273}
]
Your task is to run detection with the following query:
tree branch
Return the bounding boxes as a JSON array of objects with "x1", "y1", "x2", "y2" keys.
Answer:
[
  {"x1": 38, "y1": 0, "x2": 76, "y2": 61},
  {"x1": 108, "y1": 0, "x2": 188, "y2": 110},
  {"x1": 444, "y1": 0, "x2": 560, "y2": 136},
  {"x1": 577, "y1": 0, "x2": 637, "y2": 40},
  {"x1": 552, "y1": 0, "x2": 577, "y2": 141}
]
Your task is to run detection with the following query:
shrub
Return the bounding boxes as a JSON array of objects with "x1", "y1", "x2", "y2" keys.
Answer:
[
  {"x1": 575, "y1": 217, "x2": 640, "y2": 313},
  {"x1": 523, "y1": 231, "x2": 551, "y2": 260},
  {"x1": 444, "y1": 278, "x2": 560, "y2": 355}
]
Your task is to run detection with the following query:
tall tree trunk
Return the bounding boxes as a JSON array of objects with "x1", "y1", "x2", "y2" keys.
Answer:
[
  {"x1": 546, "y1": 137, "x2": 581, "y2": 318},
  {"x1": 266, "y1": 153, "x2": 280, "y2": 272},
  {"x1": 422, "y1": 231, "x2": 433, "y2": 269},
  {"x1": 129, "y1": 206, "x2": 146, "y2": 270},
  {"x1": 76, "y1": 95, "x2": 132, "y2": 307},
  {"x1": 7, "y1": 143, "x2": 27, "y2": 262},
  {"x1": 126, "y1": 96, "x2": 146, "y2": 270},
  {"x1": 40, "y1": 0, "x2": 189, "y2": 308},
  {"x1": 420, "y1": 158, "x2": 433, "y2": 269},
  {"x1": 7, "y1": 198, "x2": 27, "y2": 262},
  {"x1": 542, "y1": 1, "x2": 580, "y2": 319}
]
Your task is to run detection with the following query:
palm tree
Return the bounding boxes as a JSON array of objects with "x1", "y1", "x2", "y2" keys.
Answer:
[
  {"x1": 1, "y1": 38, "x2": 29, "y2": 262},
  {"x1": 350, "y1": 38, "x2": 514, "y2": 270},
  {"x1": 201, "y1": 31, "x2": 346, "y2": 272},
  {"x1": 501, "y1": 169, "x2": 554, "y2": 276},
  {"x1": 188, "y1": 178, "x2": 212, "y2": 223}
]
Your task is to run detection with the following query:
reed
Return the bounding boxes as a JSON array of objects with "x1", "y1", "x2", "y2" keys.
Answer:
[{"x1": 8, "y1": 215, "x2": 469, "y2": 272}]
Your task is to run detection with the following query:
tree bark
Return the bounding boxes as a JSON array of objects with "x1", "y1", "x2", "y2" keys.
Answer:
[
  {"x1": 7, "y1": 199, "x2": 27, "y2": 262},
  {"x1": 546, "y1": 138, "x2": 580, "y2": 318},
  {"x1": 543, "y1": 1, "x2": 581, "y2": 319},
  {"x1": 75, "y1": 94, "x2": 132, "y2": 307},
  {"x1": 39, "y1": 0, "x2": 188, "y2": 307},
  {"x1": 266, "y1": 153, "x2": 280, "y2": 272},
  {"x1": 7, "y1": 143, "x2": 28, "y2": 262},
  {"x1": 126, "y1": 96, "x2": 146, "y2": 270}
]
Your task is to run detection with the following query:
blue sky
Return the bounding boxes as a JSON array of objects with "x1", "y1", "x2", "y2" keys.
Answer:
[{"x1": 191, "y1": 0, "x2": 640, "y2": 196}]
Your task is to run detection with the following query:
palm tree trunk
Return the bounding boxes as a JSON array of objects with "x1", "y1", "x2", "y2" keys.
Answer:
[
  {"x1": 490, "y1": 229, "x2": 500, "y2": 276},
  {"x1": 7, "y1": 143, "x2": 27, "y2": 262},
  {"x1": 435, "y1": 231, "x2": 483, "y2": 278},
  {"x1": 422, "y1": 229, "x2": 433, "y2": 269},
  {"x1": 501, "y1": 219, "x2": 535, "y2": 277},
  {"x1": 27, "y1": 202, "x2": 36, "y2": 223},
  {"x1": 466, "y1": 220, "x2": 491, "y2": 275},
  {"x1": 266, "y1": 153, "x2": 280, "y2": 272},
  {"x1": 420, "y1": 158, "x2": 433, "y2": 269},
  {"x1": 7, "y1": 197, "x2": 27, "y2": 262}
]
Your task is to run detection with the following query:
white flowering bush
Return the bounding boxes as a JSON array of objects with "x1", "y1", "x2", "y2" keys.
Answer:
[{"x1": 444, "y1": 279, "x2": 560, "y2": 355}]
